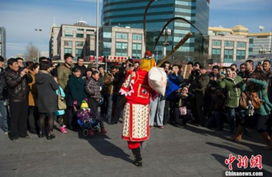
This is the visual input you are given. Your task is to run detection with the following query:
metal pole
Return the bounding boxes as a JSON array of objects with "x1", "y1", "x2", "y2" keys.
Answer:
[
  {"x1": 96, "y1": 0, "x2": 99, "y2": 69},
  {"x1": 143, "y1": 0, "x2": 156, "y2": 53},
  {"x1": 269, "y1": 31, "x2": 272, "y2": 54}
]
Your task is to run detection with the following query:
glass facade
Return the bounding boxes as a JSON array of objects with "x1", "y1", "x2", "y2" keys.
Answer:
[
  {"x1": 132, "y1": 43, "x2": 142, "y2": 58},
  {"x1": 224, "y1": 49, "x2": 233, "y2": 63},
  {"x1": 211, "y1": 48, "x2": 220, "y2": 59},
  {"x1": 116, "y1": 42, "x2": 128, "y2": 56},
  {"x1": 212, "y1": 40, "x2": 221, "y2": 46},
  {"x1": 224, "y1": 41, "x2": 234, "y2": 47},
  {"x1": 103, "y1": 0, "x2": 209, "y2": 59},
  {"x1": 236, "y1": 50, "x2": 246, "y2": 60}
]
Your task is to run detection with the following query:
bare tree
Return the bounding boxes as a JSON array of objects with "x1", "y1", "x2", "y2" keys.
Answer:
[{"x1": 25, "y1": 43, "x2": 40, "y2": 62}]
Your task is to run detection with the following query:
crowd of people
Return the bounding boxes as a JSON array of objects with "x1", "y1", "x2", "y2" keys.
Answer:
[{"x1": 0, "y1": 54, "x2": 272, "y2": 149}]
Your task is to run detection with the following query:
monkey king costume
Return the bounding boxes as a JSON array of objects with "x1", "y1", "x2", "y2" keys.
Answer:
[{"x1": 119, "y1": 57, "x2": 156, "y2": 167}]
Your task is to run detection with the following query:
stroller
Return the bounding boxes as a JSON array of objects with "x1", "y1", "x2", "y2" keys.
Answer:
[{"x1": 75, "y1": 100, "x2": 105, "y2": 136}]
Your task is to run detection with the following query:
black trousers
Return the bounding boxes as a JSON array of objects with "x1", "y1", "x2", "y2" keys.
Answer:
[
  {"x1": 9, "y1": 100, "x2": 28, "y2": 138},
  {"x1": 89, "y1": 99, "x2": 104, "y2": 128},
  {"x1": 28, "y1": 106, "x2": 38, "y2": 133},
  {"x1": 111, "y1": 95, "x2": 126, "y2": 124}
]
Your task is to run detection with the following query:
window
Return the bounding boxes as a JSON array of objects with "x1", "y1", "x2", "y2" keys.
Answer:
[
  {"x1": 77, "y1": 28, "x2": 84, "y2": 31},
  {"x1": 224, "y1": 41, "x2": 234, "y2": 47},
  {"x1": 86, "y1": 29, "x2": 95, "y2": 32},
  {"x1": 76, "y1": 33, "x2": 84, "y2": 38},
  {"x1": 211, "y1": 48, "x2": 221, "y2": 59},
  {"x1": 249, "y1": 38, "x2": 254, "y2": 44},
  {"x1": 132, "y1": 43, "x2": 142, "y2": 58},
  {"x1": 212, "y1": 40, "x2": 221, "y2": 46},
  {"x1": 237, "y1": 50, "x2": 246, "y2": 60},
  {"x1": 64, "y1": 41, "x2": 72, "y2": 47},
  {"x1": 224, "y1": 49, "x2": 233, "y2": 62},
  {"x1": 64, "y1": 32, "x2": 73, "y2": 37},
  {"x1": 76, "y1": 49, "x2": 83, "y2": 57},
  {"x1": 64, "y1": 48, "x2": 72, "y2": 54},
  {"x1": 103, "y1": 32, "x2": 112, "y2": 38},
  {"x1": 103, "y1": 42, "x2": 111, "y2": 49},
  {"x1": 116, "y1": 32, "x2": 128, "y2": 40},
  {"x1": 115, "y1": 42, "x2": 128, "y2": 56},
  {"x1": 76, "y1": 41, "x2": 84, "y2": 47},
  {"x1": 132, "y1": 34, "x2": 142, "y2": 41},
  {"x1": 237, "y1": 42, "x2": 246, "y2": 48}
]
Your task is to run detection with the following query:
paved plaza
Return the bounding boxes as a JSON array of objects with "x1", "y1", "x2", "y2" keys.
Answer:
[{"x1": 0, "y1": 123, "x2": 272, "y2": 177}]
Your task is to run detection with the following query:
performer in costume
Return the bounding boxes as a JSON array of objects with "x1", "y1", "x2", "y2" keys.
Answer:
[{"x1": 120, "y1": 51, "x2": 156, "y2": 167}]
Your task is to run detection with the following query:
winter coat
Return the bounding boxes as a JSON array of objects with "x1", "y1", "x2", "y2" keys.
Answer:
[
  {"x1": 168, "y1": 73, "x2": 183, "y2": 86},
  {"x1": 57, "y1": 63, "x2": 72, "y2": 90},
  {"x1": 66, "y1": 75, "x2": 86, "y2": 106},
  {"x1": 28, "y1": 70, "x2": 37, "y2": 106},
  {"x1": 85, "y1": 77, "x2": 102, "y2": 101},
  {"x1": 190, "y1": 73, "x2": 210, "y2": 95},
  {"x1": 245, "y1": 78, "x2": 272, "y2": 116},
  {"x1": 35, "y1": 71, "x2": 59, "y2": 113},
  {"x1": 103, "y1": 72, "x2": 115, "y2": 95},
  {"x1": 0, "y1": 68, "x2": 7, "y2": 100},
  {"x1": 5, "y1": 68, "x2": 32, "y2": 102},
  {"x1": 219, "y1": 76, "x2": 243, "y2": 108},
  {"x1": 55, "y1": 86, "x2": 66, "y2": 116}
]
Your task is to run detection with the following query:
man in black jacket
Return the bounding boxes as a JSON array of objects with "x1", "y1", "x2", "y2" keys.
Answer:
[
  {"x1": 5, "y1": 58, "x2": 32, "y2": 140},
  {"x1": 0, "y1": 56, "x2": 8, "y2": 134}
]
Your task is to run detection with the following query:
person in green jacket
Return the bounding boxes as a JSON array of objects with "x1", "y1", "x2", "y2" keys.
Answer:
[
  {"x1": 66, "y1": 67, "x2": 87, "y2": 130},
  {"x1": 244, "y1": 71, "x2": 272, "y2": 148},
  {"x1": 219, "y1": 67, "x2": 243, "y2": 132}
]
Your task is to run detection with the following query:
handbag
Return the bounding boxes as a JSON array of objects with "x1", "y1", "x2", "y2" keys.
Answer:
[
  {"x1": 179, "y1": 106, "x2": 187, "y2": 116},
  {"x1": 57, "y1": 88, "x2": 67, "y2": 110}
]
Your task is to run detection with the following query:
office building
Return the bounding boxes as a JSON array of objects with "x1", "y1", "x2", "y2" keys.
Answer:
[
  {"x1": 103, "y1": 0, "x2": 210, "y2": 59},
  {"x1": 101, "y1": 26, "x2": 145, "y2": 59},
  {"x1": 49, "y1": 21, "x2": 96, "y2": 60},
  {"x1": 0, "y1": 27, "x2": 6, "y2": 58}
]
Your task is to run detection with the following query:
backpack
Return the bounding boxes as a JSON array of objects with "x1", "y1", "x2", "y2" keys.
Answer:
[{"x1": 239, "y1": 91, "x2": 262, "y2": 109}]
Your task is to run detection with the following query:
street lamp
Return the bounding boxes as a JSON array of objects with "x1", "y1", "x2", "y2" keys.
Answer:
[
  {"x1": 162, "y1": 27, "x2": 171, "y2": 57},
  {"x1": 143, "y1": 0, "x2": 157, "y2": 53},
  {"x1": 34, "y1": 28, "x2": 42, "y2": 61}
]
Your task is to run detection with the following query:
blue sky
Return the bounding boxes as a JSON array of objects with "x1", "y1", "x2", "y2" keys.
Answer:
[{"x1": 0, "y1": 0, "x2": 271, "y2": 58}]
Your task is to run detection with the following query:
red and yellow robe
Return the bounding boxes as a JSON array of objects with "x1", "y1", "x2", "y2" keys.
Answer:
[{"x1": 120, "y1": 69, "x2": 152, "y2": 146}]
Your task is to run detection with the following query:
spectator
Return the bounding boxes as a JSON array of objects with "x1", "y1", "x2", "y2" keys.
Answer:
[
  {"x1": 85, "y1": 71, "x2": 107, "y2": 134},
  {"x1": 86, "y1": 68, "x2": 92, "y2": 80},
  {"x1": 66, "y1": 67, "x2": 87, "y2": 130},
  {"x1": 103, "y1": 66, "x2": 118, "y2": 123},
  {"x1": 5, "y1": 58, "x2": 32, "y2": 140},
  {"x1": 16, "y1": 57, "x2": 24, "y2": 69},
  {"x1": 219, "y1": 67, "x2": 243, "y2": 132},
  {"x1": 27, "y1": 62, "x2": 40, "y2": 134},
  {"x1": 0, "y1": 56, "x2": 8, "y2": 134},
  {"x1": 36, "y1": 61, "x2": 59, "y2": 139},
  {"x1": 238, "y1": 63, "x2": 246, "y2": 78},
  {"x1": 57, "y1": 53, "x2": 73, "y2": 90},
  {"x1": 75, "y1": 58, "x2": 87, "y2": 77}
]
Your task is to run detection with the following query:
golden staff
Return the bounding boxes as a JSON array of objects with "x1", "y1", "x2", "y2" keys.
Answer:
[{"x1": 157, "y1": 32, "x2": 193, "y2": 67}]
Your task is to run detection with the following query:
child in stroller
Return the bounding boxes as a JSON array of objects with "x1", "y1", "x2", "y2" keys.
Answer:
[{"x1": 75, "y1": 100, "x2": 107, "y2": 136}]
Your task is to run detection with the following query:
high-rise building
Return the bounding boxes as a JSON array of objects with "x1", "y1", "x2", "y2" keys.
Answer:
[
  {"x1": 100, "y1": 26, "x2": 145, "y2": 59},
  {"x1": 0, "y1": 27, "x2": 6, "y2": 58},
  {"x1": 103, "y1": 0, "x2": 210, "y2": 59},
  {"x1": 49, "y1": 21, "x2": 96, "y2": 60}
]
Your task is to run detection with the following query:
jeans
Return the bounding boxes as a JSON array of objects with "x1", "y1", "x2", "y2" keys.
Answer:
[
  {"x1": 0, "y1": 100, "x2": 8, "y2": 132},
  {"x1": 226, "y1": 107, "x2": 236, "y2": 132}
]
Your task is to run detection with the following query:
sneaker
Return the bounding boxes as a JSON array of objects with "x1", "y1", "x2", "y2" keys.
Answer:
[
  {"x1": 4, "y1": 131, "x2": 8, "y2": 135},
  {"x1": 59, "y1": 126, "x2": 68, "y2": 134},
  {"x1": 100, "y1": 128, "x2": 107, "y2": 135},
  {"x1": 88, "y1": 129, "x2": 95, "y2": 136}
]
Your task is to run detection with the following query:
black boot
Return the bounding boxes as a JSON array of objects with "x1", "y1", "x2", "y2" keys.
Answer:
[
  {"x1": 46, "y1": 129, "x2": 55, "y2": 140},
  {"x1": 132, "y1": 148, "x2": 142, "y2": 167}
]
